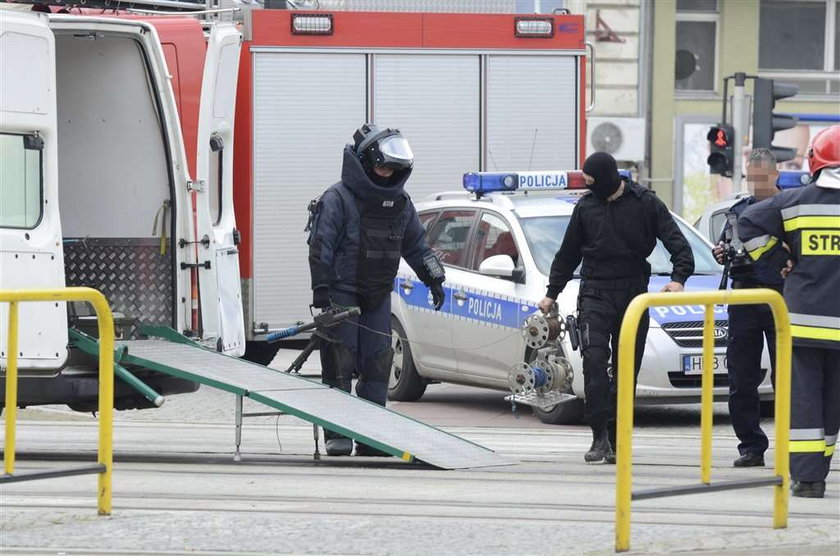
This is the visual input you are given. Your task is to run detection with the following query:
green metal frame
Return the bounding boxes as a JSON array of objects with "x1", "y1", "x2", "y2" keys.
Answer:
[{"x1": 69, "y1": 329, "x2": 164, "y2": 406}]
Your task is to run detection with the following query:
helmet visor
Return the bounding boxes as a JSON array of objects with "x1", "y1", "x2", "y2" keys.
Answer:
[{"x1": 378, "y1": 135, "x2": 414, "y2": 169}]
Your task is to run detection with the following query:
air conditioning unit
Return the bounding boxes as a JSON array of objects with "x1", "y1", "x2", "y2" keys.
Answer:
[{"x1": 586, "y1": 117, "x2": 647, "y2": 162}]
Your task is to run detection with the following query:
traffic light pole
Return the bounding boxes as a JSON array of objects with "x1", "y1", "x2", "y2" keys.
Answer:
[{"x1": 731, "y1": 73, "x2": 747, "y2": 191}]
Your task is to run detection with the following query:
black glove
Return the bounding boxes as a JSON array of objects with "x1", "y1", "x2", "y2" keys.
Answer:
[
  {"x1": 430, "y1": 281, "x2": 445, "y2": 311},
  {"x1": 312, "y1": 286, "x2": 331, "y2": 309}
]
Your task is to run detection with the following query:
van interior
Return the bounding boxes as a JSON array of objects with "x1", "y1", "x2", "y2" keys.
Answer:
[{"x1": 54, "y1": 32, "x2": 176, "y2": 339}]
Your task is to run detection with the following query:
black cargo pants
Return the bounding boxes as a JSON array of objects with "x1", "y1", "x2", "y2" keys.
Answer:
[
  {"x1": 578, "y1": 277, "x2": 649, "y2": 432},
  {"x1": 726, "y1": 296, "x2": 777, "y2": 457}
]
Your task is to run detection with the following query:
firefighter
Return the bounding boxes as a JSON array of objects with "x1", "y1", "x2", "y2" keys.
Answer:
[
  {"x1": 538, "y1": 152, "x2": 695, "y2": 463},
  {"x1": 307, "y1": 124, "x2": 446, "y2": 457},
  {"x1": 738, "y1": 125, "x2": 840, "y2": 498},
  {"x1": 712, "y1": 148, "x2": 782, "y2": 468}
]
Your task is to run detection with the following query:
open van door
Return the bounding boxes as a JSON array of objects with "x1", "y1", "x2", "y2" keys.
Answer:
[
  {"x1": 0, "y1": 10, "x2": 68, "y2": 370},
  {"x1": 194, "y1": 23, "x2": 245, "y2": 356}
]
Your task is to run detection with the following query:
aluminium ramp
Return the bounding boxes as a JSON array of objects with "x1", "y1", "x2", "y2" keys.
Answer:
[{"x1": 117, "y1": 339, "x2": 511, "y2": 470}]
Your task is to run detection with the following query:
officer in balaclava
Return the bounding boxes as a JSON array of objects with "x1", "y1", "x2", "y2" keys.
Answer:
[
  {"x1": 537, "y1": 152, "x2": 695, "y2": 463},
  {"x1": 307, "y1": 124, "x2": 446, "y2": 457}
]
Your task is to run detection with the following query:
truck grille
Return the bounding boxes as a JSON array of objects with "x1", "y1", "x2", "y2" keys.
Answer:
[{"x1": 661, "y1": 320, "x2": 728, "y2": 348}]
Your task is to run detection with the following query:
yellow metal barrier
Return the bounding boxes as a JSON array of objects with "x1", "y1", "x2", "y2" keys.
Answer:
[
  {"x1": 1, "y1": 287, "x2": 114, "y2": 515},
  {"x1": 614, "y1": 289, "x2": 791, "y2": 552}
]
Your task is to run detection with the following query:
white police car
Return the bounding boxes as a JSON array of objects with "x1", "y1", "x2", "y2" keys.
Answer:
[{"x1": 389, "y1": 170, "x2": 774, "y2": 424}]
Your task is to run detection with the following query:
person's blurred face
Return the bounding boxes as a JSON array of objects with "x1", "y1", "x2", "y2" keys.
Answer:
[{"x1": 745, "y1": 160, "x2": 779, "y2": 201}]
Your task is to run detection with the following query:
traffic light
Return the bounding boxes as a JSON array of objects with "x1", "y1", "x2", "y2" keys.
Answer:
[
  {"x1": 752, "y1": 78, "x2": 799, "y2": 163},
  {"x1": 707, "y1": 123, "x2": 735, "y2": 176}
]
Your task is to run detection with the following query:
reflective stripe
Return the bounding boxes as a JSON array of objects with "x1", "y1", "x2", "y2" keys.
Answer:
[
  {"x1": 783, "y1": 215, "x2": 840, "y2": 232},
  {"x1": 791, "y1": 325, "x2": 840, "y2": 342},
  {"x1": 790, "y1": 427, "x2": 825, "y2": 441},
  {"x1": 744, "y1": 234, "x2": 771, "y2": 251},
  {"x1": 790, "y1": 439, "x2": 826, "y2": 453},
  {"x1": 827, "y1": 445, "x2": 836, "y2": 457},
  {"x1": 781, "y1": 204, "x2": 840, "y2": 219},
  {"x1": 744, "y1": 235, "x2": 778, "y2": 260},
  {"x1": 826, "y1": 433, "x2": 838, "y2": 446},
  {"x1": 789, "y1": 313, "x2": 840, "y2": 329}
]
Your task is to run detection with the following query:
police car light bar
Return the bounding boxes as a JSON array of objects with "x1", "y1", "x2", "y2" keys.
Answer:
[
  {"x1": 777, "y1": 170, "x2": 810, "y2": 189},
  {"x1": 463, "y1": 170, "x2": 633, "y2": 195}
]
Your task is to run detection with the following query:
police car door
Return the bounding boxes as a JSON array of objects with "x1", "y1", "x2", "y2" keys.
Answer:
[
  {"x1": 193, "y1": 23, "x2": 245, "y2": 356},
  {"x1": 403, "y1": 209, "x2": 475, "y2": 374},
  {"x1": 450, "y1": 211, "x2": 530, "y2": 386}
]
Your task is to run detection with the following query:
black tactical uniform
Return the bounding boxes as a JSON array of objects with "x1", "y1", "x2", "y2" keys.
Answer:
[
  {"x1": 545, "y1": 152, "x2": 695, "y2": 463},
  {"x1": 739, "y1": 165, "x2": 840, "y2": 498},
  {"x1": 718, "y1": 196, "x2": 783, "y2": 467}
]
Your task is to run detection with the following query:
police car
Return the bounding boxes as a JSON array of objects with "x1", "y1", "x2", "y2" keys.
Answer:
[
  {"x1": 694, "y1": 170, "x2": 811, "y2": 242},
  {"x1": 389, "y1": 170, "x2": 774, "y2": 424}
]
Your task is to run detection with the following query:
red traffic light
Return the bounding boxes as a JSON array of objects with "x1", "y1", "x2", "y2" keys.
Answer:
[
  {"x1": 707, "y1": 123, "x2": 735, "y2": 176},
  {"x1": 707, "y1": 126, "x2": 730, "y2": 147}
]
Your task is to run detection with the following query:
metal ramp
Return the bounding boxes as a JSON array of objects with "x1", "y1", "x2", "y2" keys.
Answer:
[{"x1": 80, "y1": 332, "x2": 510, "y2": 470}]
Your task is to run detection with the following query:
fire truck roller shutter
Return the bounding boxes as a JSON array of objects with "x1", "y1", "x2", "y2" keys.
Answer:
[
  {"x1": 252, "y1": 52, "x2": 367, "y2": 331},
  {"x1": 373, "y1": 54, "x2": 480, "y2": 203},
  {"x1": 486, "y1": 55, "x2": 578, "y2": 172}
]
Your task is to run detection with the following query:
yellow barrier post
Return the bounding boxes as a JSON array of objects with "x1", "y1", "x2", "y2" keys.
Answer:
[
  {"x1": 4, "y1": 301, "x2": 19, "y2": 475},
  {"x1": 615, "y1": 289, "x2": 790, "y2": 552},
  {"x1": 700, "y1": 304, "x2": 714, "y2": 485},
  {"x1": 771, "y1": 299, "x2": 791, "y2": 529},
  {"x1": 1, "y1": 287, "x2": 114, "y2": 516}
]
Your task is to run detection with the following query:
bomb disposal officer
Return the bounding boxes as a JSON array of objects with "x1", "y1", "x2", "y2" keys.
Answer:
[
  {"x1": 538, "y1": 152, "x2": 695, "y2": 464},
  {"x1": 308, "y1": 124, "x2": 446, "y2": 457},
  {"x1": 738, "y1": 125, "x2": 840, "y2": 498},
  {"x1": 712, "y1": 148, "x2": 782, "y2": 468}
]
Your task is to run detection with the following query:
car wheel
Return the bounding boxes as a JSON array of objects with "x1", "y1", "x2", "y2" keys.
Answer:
[
  {"x1": 523, "y1": 347, "x2": 584, "y2": 425},
  {"x1": 243, "y1": 341, "x2": 282, "y2": 366},
  {"x1": 533, "y1": 398, "x2": 585, "y2": 425},
  {"x1": 388, "y1": 317, "x2": 426, "y2": 402}
]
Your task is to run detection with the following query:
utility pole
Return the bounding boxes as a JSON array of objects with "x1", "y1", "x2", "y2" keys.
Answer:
[{"x1": 730, "y1": 72, "x2": 746, "y2": 191}]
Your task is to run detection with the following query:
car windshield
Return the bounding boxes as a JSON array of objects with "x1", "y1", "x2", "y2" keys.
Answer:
[{"x1": 519, "y1": 215, "x2": 721, "y2": 277}]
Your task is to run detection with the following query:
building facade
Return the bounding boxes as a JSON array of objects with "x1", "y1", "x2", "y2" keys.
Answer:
[{"x1": 651, "y1": 0, "x2": 839, "y2": 222}]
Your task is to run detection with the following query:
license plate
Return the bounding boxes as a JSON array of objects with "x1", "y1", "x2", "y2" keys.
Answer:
[{"x1": 681, "y1": 354, "x2": 727, "y2": 375}]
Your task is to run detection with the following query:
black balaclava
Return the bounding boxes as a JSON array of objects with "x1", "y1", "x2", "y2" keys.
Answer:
[{"x1": 582, "y1": 151, "x2": 622, "y2": 201}]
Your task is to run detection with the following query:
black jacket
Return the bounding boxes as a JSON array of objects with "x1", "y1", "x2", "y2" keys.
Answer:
[
  {"x1": 717, "y1": 196, "x2": 784, "y2": 287},
  {"x1": 546, "y1": 180, "x2": 695, "y2": 298}
]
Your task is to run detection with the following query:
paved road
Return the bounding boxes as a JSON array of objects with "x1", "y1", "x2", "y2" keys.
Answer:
[{"x1": 2, "y1": 355, "x2": 838, "y2": 555}]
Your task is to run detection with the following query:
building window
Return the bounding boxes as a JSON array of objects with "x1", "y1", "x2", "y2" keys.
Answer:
[
  {"x1": 759, "y1": 0, "x2": 839, "y2": 96},
  {"x1": 675, "y1": 1, "x2": 719, "y2": 93},
  {"x1": 0, "y1": 133, "x2": 43, "y2": 229}
]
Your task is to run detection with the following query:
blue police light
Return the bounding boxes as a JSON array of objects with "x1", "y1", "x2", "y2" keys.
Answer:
[
  {"x1": 463, "y1": 172, "x2": 519, "y2": 193},
  {"x1": 463, "y1": 169, "x2": 634, "y2": 195},
  {"x1": 776, "y1": 170, "x2": 810, "y2": 189}
]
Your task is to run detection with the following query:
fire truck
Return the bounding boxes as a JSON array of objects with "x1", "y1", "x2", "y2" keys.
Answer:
[{"x1": 0, "y1": 2, "x2": 591, "y2": 410}]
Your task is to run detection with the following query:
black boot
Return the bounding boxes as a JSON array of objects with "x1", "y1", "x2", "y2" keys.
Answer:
[
  {"x1": 325, "y1": 437, "x2": 353, "y2": 456},
  {"x1": 791, "y1": 480, "x2": 826, "y2": 498},
  {"x1": 355, "y1": 441, "x2": 391, "y2": 457},
  {"x1": 585, "y1": 428, "x2": 614, "y2": 463}
]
